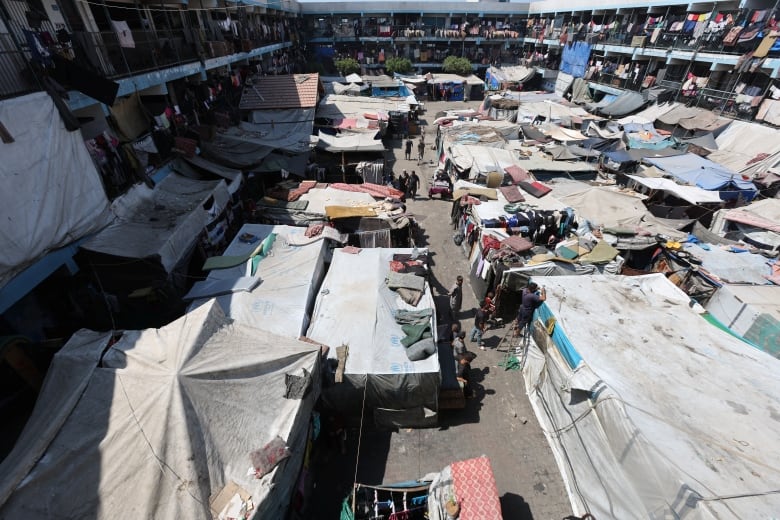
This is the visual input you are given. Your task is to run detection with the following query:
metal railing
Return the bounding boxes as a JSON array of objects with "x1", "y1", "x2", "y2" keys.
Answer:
[{"x1": 0, "y1": 34, "x2": 37, "y2": 98}]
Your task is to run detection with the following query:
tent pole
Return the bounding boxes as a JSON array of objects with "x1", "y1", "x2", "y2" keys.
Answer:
[{"x1": 342, "y1": 152, "x2": 347, "y2": 183}]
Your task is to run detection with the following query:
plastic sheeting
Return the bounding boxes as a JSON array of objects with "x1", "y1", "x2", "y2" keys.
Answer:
[
  {"x1": 187, "y1": 224, "x2": 328, "y2": 337},
  {"x1": 81, "y1": 174, "x2": 230, "y2": 273},
  {"x1": 307, "y1": 248, "x2": 440, "y2": 416},
  {"x1": 598, "y1": 91, "x2": 646, "y2": 117},
  {"x1": 448, "y1": 144, "x2": 521, "y2": 179},
  {"x1": 0, "y1": 92, "x2": 111, "y2": 288},
  {"x1": 523, "y1": 274, "x2": 780, "y2": 519},
  {"x1": 626, "y1": 175, "x2": 723, "y2": 204},
  {"x1": 317, "y1": 130, "x2": 385, "y2": 152},
  {"x1": 678, "y1": 241, "x2": 775, "y2": 285},
  {"x1": 560, "y1": 41, "x2": 591, "y2": 78},
  {"x1": 708, "y1": 119, "x2": 780, "y2": 173},
  {"x1": 645, "y1": 153, "x2": 757, "y2": 192},
  {"x1": 0, "y1": 300, "x2": 321, "y2": 519}
]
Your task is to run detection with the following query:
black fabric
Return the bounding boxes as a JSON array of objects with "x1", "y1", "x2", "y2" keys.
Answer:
[
  {"x1": 284, "y1": 369, "x2": 311, "y2": 399},
  {"x1": 51, "y1": 54, "x2": 119, "y2": 106}
]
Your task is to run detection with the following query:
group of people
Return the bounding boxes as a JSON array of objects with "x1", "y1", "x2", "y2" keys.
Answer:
[
  {"x1": 445, "y1": 275, "x2": 547, "y2": 399},
  {"x1": 396, "y1": 169, "x2": 420, "y2": 200},
  {"x1": 404, "y1": 136, "x2": 426, "y2": 164}
]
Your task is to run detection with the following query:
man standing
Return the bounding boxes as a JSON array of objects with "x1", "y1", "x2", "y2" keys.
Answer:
[
  {"x1": 408, "y1": 171, "x2": 420, "y2": 199},
  {"x1": 449, "y1": 275, "x2": 463, "y2": 320},
  {"x1": 516, "y1": 282, "x2": 546, "y2": 340},
  {"x1": 417, "y1": 139, "x2": 425, "y2": 164},
  {"x1": 470, "y1": 304, "x2": 488, "y2": 350},
  {"x1": 452, "y1": 331, "x2": 467, "y2": 359},
  {"x1": 405, "y1": 137, "x2": 413, "y2": 160}
]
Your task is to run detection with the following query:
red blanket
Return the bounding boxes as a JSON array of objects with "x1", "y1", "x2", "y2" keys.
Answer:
[
  {"x1": 329, "y1": 182, "x2": 404, "y2": 200},
  {"x1": 504, "y1": 164, "x2": 531, "y2": 184},
  {"x1": 451, "y1": 457, "x2": 502, "y2": 520}
]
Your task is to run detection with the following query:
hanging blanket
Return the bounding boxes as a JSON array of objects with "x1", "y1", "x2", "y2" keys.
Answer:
[
  {"x1": 329, "y1": 182, "x2": 404, "y2": 200},
  {"x1": 451, "y1": 457, "x2": 502, "y2": 520}
]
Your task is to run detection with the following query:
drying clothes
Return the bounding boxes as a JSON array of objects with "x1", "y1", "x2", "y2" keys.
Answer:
[
  {"x1": 405, "y1": 337, "x2": 436, "y2": 362},
  {"x1": 250, "y1": 436, "x2": 290, "y2": 479},
  {"x1": 395, "y1": 308, "x2": 433, "y2": 325},
  {"x1": 111, "y1": 20, "x2": 135, "y2": 48},
  {"x1": 386, "y1": 271, "x2": 426, "y2": 292},
  {"x1": 396, "y1": 288, "x2": 423, "y2": 307},
  {"x1": 401, "y1": 323, "x2": 432, "y2": 347},
  {"x1": 502, "y1": 236, "x2": 534, "y2": 253}
]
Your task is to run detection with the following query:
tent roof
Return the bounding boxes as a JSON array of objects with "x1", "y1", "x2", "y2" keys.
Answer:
[
  {"x1": 645, "y1": 154, "x2": 757, "y2": 191},
  {"x1": 599, "y1": 91, "x2": 646, "y2": 116},
  {"x1": 524, "y1": 274, "x2": 780, "y2": 519},
  {"x1": 0, "y1": 300, "x2": 321, "y2": 519},
  {"x1": 307, "y1": 248, "x2": 439, "y2": 376},
  {"x1": 240, "y1": 73, "x2": 320, "y2": 110},
  {"x1": 81, "y1": 174, "x2": 230, "y2": 272},
  {"x1": 448, "y1": 144, "x2": 522, "y2": 177},
  {"x1": 316, "y1": 130, "x2": 385, "y2": 152},
  {"x1": 186, "y1": 223, "x2": 329, "y2": 337},
  {"x1": 428, "y1": 73, "x2": 484, "y2": 86},
  {"x1": 626, "y1": 175, "x2": 723, "y2": 204}
]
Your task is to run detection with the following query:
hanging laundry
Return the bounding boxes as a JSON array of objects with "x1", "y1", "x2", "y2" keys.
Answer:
[{"x1": 111, "y1": 20, "x2": 135, "y2": 48}]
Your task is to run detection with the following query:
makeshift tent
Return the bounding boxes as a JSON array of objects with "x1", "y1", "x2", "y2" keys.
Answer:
[
  {"x1": 0, "y1": 300, "x2": 322, "y2": 519},
  {"x1": 598, "y1": 91, "x2": 646, "y2": 117},
  {"x1": 523, "y1": 274, "x2": 780, "y2": 519},
  {"x1": 306, "y1": 248, "x2": 440, "y2": 427},
  {"x1": 0, "y1": 91, "x2": 111, "y2": 288},
  {"x1": 447, "y1": 144, "x2": 522, "y2": 180},
  {"x1": 709, "y1": 198, "x2": 780, "y2": 249},
  {"x1": 626, "y1": 175, "x2": 723, "y2": 204},
  {"x1": 558, "y1": 187, "x2": 687, "y2": 240},
  {"x1": 645, "y1": 153, "x2": 757, "y2": 199},
  {"x1": 706, "y1": 284, "x2": 780, "y2": 358},
  {"x1": 707, "y1": 120, "x2": 780, "y2": 172},
  {"x1": 80, "y1": 173, "x2": 231, "y2": 290},
  {"x1": 316, "y1": 130, "x2": 385, "y2": 152},
  {"x1": 186, "y1": 224, "x2": 329, "y2": 337},
  {"x1": 484, "y1": 65, "x2": 535, "y2": 90},
  {"x1": 655, "y1": 105, "x2": 730, "y2": 133},
  {"x1": 202, "y1": 136, "x2": 274, "y2": 169},
  {"x1": 675, "y1": 241, "x2": 776, "y2": 285}
]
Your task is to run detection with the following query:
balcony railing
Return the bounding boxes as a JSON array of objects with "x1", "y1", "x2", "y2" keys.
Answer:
[{"x1": 0, "y1": 34, "x2": 38, "y2": 98}]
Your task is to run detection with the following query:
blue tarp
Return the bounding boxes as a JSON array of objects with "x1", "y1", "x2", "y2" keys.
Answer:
[
  {"x1": 560, "y1": 41, "x2": 591, "y2": 78},
  {"x1": 371, "y1": 84, "x2": 412, "y2": 97},
  {"x1": 535, "y1": 303, "x2": 582, "y2": 369},
  {"x1": 646, "y1": 153, "x2": 758, "y2": 199}
]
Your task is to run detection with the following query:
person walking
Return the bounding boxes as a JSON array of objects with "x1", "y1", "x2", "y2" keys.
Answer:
[
  {"x1": 470, "y1": 304, "x2": 488, "y2": 350},
  {"x1": 452, "y1": 331, "x2": 467, "y2": 359},
  {"x1": 448, "y1": 275, "x2": 463, "y2": 321},
  {"x1": 405, "y1": 137, "x2": 413, "y2": 160},
  {"x1": 417, "y1": 139, "x2": 425, "y2": 164},
  {"x1": 408, "y1": 171, "x2": 420, "y2": 199},
  {"x1": 398, "y1": 170, "x2": 409, "y2": 199},
  {"x1": 516, "y1": 282, "x2": 546, "y2": 342}
]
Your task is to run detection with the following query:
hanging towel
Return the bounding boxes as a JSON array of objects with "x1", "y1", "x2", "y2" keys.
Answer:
[{"x1": 111, "y1": 20, "x2": 135, "y2": 48}]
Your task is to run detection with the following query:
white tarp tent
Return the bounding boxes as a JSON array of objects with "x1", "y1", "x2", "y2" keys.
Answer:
[
  {"x1": 0, "y1": 300, "x2": 321, "y2": 519},
  {"x1": 448, "y1": 144, "x2": 522, "y2": 180},
  {"x1": 626, "y1": 175, "x2": 723, "y2": 204},
  {"x1": 522, "y1": 274, "x2": 780, "y2": 519},
  {"x1": 0, "y1": 91, "x2": 111, "y2": 288},
  {"x1": 81, "y1": 173, "x2": 230, "y2": 274},
  {"x1": 186, "y1": 224, "x2": 329, "y2": 337},
  {"x1": 306, "y1": 248, "x2": 440, "y2": 424},
  {"x1": 316, "y1": 130, "x2": 385, "y2": 152}
]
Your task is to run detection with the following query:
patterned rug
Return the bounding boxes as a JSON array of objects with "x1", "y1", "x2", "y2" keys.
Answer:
[{"x1": 450, "y1": 456, "x2": 502, "y2": 520}]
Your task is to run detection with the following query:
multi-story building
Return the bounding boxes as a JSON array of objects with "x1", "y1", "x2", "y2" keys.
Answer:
[{"x1": 1, "y1": 0, "x2": 779, "y2": 353}]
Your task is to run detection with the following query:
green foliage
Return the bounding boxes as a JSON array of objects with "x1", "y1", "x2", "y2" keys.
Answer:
[
  {"x1": 442, "y1": 56, "x2": 474, "y2": 75},
  {"x1": 384, "y1": 56, "x2": 413, "y2": 75},
  {"x1": 334, "y1": 57, "x2": 360, "y2": 76}
]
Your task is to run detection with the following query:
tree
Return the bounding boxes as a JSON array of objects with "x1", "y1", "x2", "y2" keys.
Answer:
[
  {"x1": 384, "y1": 57, "x2": 413, "y2": 76},
  {"x1": 334, "y1": 57, "x2": 360, "y2": 76},
  {"x1": 442, "y1": 56, "x2": 473, "y2": 76}
]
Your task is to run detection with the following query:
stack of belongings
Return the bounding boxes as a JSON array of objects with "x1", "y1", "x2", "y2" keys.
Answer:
[{"x1": 386, "y1": 250, "x2": 435, "y2": 361}]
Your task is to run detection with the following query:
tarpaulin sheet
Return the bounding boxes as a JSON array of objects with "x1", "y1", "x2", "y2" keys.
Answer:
[
  {"x1": 188, "y1": 224, "x2": 328, "y2": 338},
  {"x1": 626, "y1": 175, "x2": 723, "y2": 204},
  {"x1": 0, "y1": 300, "x2": 321, "y2": 519},
  {"x1": 316, "y1": 130, "x2": 385, "y2": 152},
  {"x1": 599, "y1": 91, "x2": 646, "y2": 117},
  {"x1": 307, "y1": 248, "x2": 440, "y2": 415},
  {"x1": 560, "y1": 41, "x2": 591, "y2": 78},
  {"x1": 522, "y1": 274, "x2": 780, "y2": 519},
  {"x1": 81, "y1": 174, "x2": 229, "y2": 273},
  {"x1": 0, "y1": 92, "x2": 110, "y2": 289},
  {"x1": 645, "y1": 154, "x2": 757, "y2": 191},
  {"x1": 328, "y1": 182, "x2": 404, "y2": 200}
]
